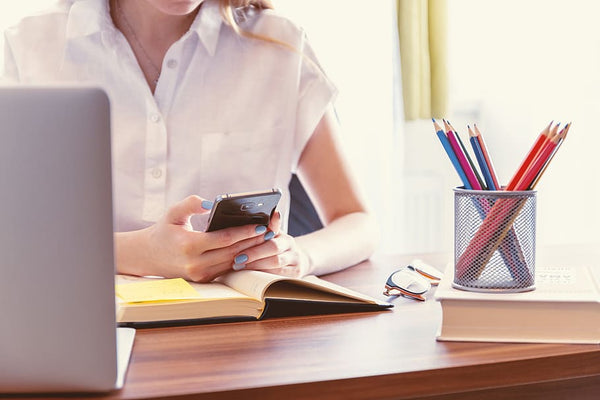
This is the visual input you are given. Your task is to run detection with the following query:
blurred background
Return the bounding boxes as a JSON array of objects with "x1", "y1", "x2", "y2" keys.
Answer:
[{"x1": 3, "y1": 0, "x2": 599, "y2": 254}]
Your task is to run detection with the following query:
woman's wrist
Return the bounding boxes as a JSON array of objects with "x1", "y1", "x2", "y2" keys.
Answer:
[
  {"x1": 296, "y1": 243, "x2": 315, "y2": 276},
  {"x1": 113, "y1": 229, "x2": 151, "y2": 276},
  {"x1": 294, "y1": 211, "x2": 378, "y2": 276}
]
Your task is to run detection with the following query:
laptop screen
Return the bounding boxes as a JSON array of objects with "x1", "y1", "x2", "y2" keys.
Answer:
[{"x1": 0, "y1": 86, "x2": 129, "y2": 392}]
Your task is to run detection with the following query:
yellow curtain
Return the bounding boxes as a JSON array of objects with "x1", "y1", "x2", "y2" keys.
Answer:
[{"x1": 397, "y1": 0, "x2": 448, "y2": 120}]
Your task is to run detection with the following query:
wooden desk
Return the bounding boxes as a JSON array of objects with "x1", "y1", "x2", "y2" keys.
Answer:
[{"x1": 13, "y1": 245, "x2": 600, "y2": 400}]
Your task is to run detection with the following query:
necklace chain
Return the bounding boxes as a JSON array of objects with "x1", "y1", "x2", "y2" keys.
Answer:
[{"x1": 115, "y1": 0, "x2": 161, "y2": 86}]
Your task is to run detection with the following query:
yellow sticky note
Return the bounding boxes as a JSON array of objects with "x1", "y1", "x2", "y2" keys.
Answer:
[{"x1": 115, "y1": 278, "x2": 202, "y2": 303}]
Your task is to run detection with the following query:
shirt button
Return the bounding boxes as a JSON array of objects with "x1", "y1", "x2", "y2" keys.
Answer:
[
  {"x1": 151, "y1": 168, "x2": 162, "y2": 179},
  {"x1": 166, "y1": 59, "x2": 178, "y2": 69},
  {"x1": 150, "y1": 113, "x2": 161, "y2": 123}
]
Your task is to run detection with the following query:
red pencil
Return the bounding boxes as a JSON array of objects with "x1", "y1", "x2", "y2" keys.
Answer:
[
  {"x1": 514, "y1": 123, "x2": 562, "y2": 190},
  {"x1": 505, "y1": 121, "x2": 554, "y2": 191},
  {"x1": 529, "y1": 123, "x2": 570, "y2": 189},
  {"x1": 456, "y1": 121, "x2": 570, "y2": 280}
]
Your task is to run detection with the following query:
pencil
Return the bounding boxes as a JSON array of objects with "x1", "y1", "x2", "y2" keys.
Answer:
[
  {"x1": 447, "y1": 121, "x2": 487, "y2": 190},
  {"x1": 458, "y1": 195, "x2": 532, "y2": 281},
  {"x1": 459, "y1": 123, "x2": 570, "y2": 279},
  {"x1": 514, "y1": 123, "x2": 562, "y2": 190},
  {"x1": 444, "y1": 120, "x2": 483, "y2": 190},
  {"x1": 469, "y1": 125, "x2": 497, "y2": 190},
  {"x1": 468, "y1": 123, "x2": 527, "y2": 279},
  {"x1": 529, "y1": 122, "x2": 570, "y2": 189},
  {"x1": 473, "y1": 124, "x2": 501, "y2": 190},
  {"x1": 432, "y1": 119, "x2": 472, "y2": 189},
  {"x1": 505, "y1": 121, "x2": 553, "y2": 191}
]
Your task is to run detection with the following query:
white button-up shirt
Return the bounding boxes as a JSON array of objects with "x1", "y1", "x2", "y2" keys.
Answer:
[{"x1": 3, "y1": 0, "x2": 336, "y2": 232}]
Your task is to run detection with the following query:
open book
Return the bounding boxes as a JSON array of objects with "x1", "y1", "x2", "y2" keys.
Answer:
[
  {"x1": 435, "y1": 265, "x2": 600, "y2": 344},
  {"x1": 116, "y1": 270, "x2": 392, "y2": 327}
]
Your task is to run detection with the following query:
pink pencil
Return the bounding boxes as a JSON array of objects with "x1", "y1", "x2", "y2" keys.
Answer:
[{"x1": 444, "y1": 121, "x2": 482, "y2": 190}]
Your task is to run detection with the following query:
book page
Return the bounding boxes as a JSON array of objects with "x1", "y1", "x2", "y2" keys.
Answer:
[
  {"x1": 116, "y1": 278, "x2": 202, "y2": 303},
  {"x1": 587, "y1": 266, "x2": 600, "y2": 294},
  {"x1": 217, "y1": 270, "x2": 287, "y2": 300},
  {"x1": 218, "y1": 270, "x2": 388, "y2": 305},
  {"x1": 296, "y1": 275, "x2": 387, "y2": 304},
  {"x1": 116, "y1": 275, "x2": 264, "y2": 323},
  {"x1": 115, "y1": 274, "x2": 252, "y2": 303},
  {"x1": 435, "y1": 265, "x2": 600, "y2": 303},
  {"x1": 264, "y1": 282, "x2": 365, "y2": 303}
]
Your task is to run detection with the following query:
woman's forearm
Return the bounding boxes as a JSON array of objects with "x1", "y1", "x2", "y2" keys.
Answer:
[{"x1": 295, "y1": 211, "x2": 379, "y2": 276}]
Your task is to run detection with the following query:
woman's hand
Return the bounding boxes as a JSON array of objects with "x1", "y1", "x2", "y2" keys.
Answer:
[
  {"x1": 115, "y1": 195, "x2": 274, "y2": 282},
  {"x1": 230, "y1": 211, "x2": 313, "y2": 278}
]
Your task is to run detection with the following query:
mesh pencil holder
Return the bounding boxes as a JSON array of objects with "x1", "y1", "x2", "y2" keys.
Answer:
[{"x1": 453, "y1": 188, "x2": 536, "y2": 293}]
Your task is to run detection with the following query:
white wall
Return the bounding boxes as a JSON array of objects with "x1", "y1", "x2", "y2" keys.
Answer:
[
  {"x1": 402, "y1": 1, "x2": 600, "y2": 253},
  {"x1": 276, "y1": 0, "x2": 600, "y2": 253},
  {"x1": 447, "y1": 0, "x2": 600, "y2": 248},
  {"x1": 273, "y1": 0, "x2": 401, "y2": 252}
]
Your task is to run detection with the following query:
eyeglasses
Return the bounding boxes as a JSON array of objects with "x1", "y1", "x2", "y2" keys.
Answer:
[{"x1": 383, "y1": 259, "x2": 444, "y2": 301}]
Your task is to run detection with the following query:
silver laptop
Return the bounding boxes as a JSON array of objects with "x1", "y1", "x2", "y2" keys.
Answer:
[{"x1": 0, "y1": 86, "x2": 135, "y2": 393}]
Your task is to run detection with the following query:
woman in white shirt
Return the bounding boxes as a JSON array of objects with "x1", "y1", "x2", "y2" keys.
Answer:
[{"x1": 3, "y1": 0, "x2": 378, "y2": 281}]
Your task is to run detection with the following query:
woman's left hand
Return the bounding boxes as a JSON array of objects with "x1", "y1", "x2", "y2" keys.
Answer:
[{"x1": 232, "y1": 211, "x2": 312, "y2": 277}]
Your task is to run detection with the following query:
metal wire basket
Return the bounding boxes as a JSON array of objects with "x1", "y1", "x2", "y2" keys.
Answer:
[{"x1": 453, "y1": 188, "x2": 536, "y2": 292}]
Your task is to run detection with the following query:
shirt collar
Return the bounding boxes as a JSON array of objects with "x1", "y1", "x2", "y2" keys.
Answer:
[
  {"x1": 66, "y1": 0, "x2": 223, "y2": 56},
  {"x1": 189, "y1": 0, "x2": 223, "y2": 57},
  {"x1": 65, "y1": 0, "x2": 111, "y2": 40}
]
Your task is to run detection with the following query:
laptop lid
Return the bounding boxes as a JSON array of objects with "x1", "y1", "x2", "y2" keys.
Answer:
[{"x1": 0, "y1": 86, "x2": 133, "y2": 393}]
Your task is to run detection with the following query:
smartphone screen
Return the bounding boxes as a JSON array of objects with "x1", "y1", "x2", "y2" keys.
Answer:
[{"x1": 205, "y1": 188, "x2": 282, "y2": 232}]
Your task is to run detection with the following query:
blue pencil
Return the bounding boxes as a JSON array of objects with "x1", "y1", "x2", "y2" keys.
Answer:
[
  {"x1": 468, "y1": 126, "x2": 497, "y2": 190},
  {"x1": 447, "y1": 120, "x2": 487, "y2": 190},
  {"x1": 465, "y1": 126, "x2": 526, "y2": 281},
  {"x1": 432, "y1": 119, "x2": 472, "y2": 189}
]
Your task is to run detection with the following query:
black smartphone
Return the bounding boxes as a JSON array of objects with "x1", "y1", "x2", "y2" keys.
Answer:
[{"x1": 205, "y1": 188, "x2": 282, "y2": 232}]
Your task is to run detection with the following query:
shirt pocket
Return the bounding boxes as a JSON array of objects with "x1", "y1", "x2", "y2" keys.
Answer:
[{"x1": 198, "y1": 129, "x2": 283, "y2": 195}]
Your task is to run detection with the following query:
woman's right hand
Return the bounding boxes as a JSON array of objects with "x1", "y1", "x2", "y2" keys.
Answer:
[{"x1": 114, "y1": 195, "x2": 273, "y2": 282}]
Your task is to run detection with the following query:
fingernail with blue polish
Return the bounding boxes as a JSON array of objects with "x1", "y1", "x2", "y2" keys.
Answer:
[
  {"x1": 232, "y1": 263, "x2": 246, "y2": 271},
  {"x1": 264, "y1": 231, "x2": 275, "y2": 241},
  {"x1": 255, "y1": 225, "x2": 267, "y2": 234},
  {"x1": 234, "y1": 254, "x2": 248, "y2": 264},
  {"x1": 201, "y1": 200, "x2": 213, "y2": 210}
]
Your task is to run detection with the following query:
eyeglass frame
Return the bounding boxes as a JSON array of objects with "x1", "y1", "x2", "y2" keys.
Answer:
[{"x1": 383, "y1": 260, "x2": 444, "y2": 301}]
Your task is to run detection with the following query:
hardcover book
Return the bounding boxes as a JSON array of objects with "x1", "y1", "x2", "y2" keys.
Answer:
[{"x1": 435, "y1": 265, "x2": 600, "y2": 344}]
